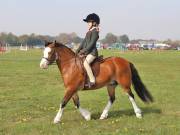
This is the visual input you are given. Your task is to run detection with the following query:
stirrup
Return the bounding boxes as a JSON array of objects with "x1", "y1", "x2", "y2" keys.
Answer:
[
  {"x1": 85, "y1": 82, "x2": 95, "y2": 88},
  {"x1": 89, "y1": 82, "x2": 95, "y2": 87}
]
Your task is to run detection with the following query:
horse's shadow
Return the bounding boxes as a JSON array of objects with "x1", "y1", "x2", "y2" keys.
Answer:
[{"x1": 91, "y1": 107, "x2": 161, "y2": 120}]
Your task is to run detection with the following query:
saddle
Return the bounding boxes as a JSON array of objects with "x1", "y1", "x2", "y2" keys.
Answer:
[{"x1": 78, "y1": 55, "x2": 104, "y2": 89}]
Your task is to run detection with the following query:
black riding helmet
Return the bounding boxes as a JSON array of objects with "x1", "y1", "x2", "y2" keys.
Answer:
[{"x1": 83, "y1": 13, "x2": 100, "y2": 24}]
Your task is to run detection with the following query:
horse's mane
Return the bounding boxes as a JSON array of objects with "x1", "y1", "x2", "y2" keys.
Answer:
[{"x1": 55, "y1": 42, "x2": 75, "y2": 56}]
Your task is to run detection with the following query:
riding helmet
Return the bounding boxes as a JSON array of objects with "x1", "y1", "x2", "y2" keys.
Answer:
[{"x1": 83, "y1": 13, "x2": 100, "y2": 24}]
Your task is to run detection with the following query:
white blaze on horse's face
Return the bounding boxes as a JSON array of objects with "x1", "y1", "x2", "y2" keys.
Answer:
[{"x1": 40, "y1": 47, "x2": 51, "y2": 69}]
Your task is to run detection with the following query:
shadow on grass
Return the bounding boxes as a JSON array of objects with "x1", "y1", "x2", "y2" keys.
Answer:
[{"x1": 91, "y1": 107, "x2": 161, "y2": 120}]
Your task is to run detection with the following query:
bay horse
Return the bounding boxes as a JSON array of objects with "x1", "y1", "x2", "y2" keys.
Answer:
[{"x1": 40, "y1": 41, "x2": 153, "y2": 124}]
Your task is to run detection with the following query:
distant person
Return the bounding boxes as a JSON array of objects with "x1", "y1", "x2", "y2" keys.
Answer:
[{"x1": 76, "y1": 13, "x2": 100, "y2": 87}]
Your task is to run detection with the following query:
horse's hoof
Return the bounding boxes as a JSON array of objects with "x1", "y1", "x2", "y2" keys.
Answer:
[
  {"x1": 136, "y1": 113, "x2": 142, "y2": 119},
  {"x1": 100, "y1": 113, "x2": 108, "y2": 120},
  {"x1": 85, "y1": 114, "x2": 91, "y2": 121},
  {"x1": 53, "y1": 120, "x2": 60, "y2": 124},
  {"x1": 79, "y1": 108, "x2": 91, "y2": 121},
  {"x1": 53, "y1": 118, "x2": 60, "y2": 124}
]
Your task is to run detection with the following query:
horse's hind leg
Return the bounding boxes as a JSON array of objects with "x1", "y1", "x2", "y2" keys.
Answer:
[
  {"x1": 100, "y1": 84, "x2": 117, "y2": 119},
  {"x1": 72, "y1": 93, "x2": 91, "y2": 121},
  {"x1": 126, "y1": 89, "x2": 142, "y2": 118},
  {"x1": 116, "y1": 72, "x2": 142, "y2": 118}
]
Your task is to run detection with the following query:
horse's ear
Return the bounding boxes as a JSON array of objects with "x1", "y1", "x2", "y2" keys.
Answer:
[
  {"x1": 53, "y1": 40, "x2": 58, "y2": 47},
  {"x1": 44, "y1": 40, "x2": 49, "y2": 47}
]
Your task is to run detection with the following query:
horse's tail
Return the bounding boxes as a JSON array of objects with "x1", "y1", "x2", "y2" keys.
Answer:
[{"x1": 130, "y1": 63, "x2": 153, "y2": 103}]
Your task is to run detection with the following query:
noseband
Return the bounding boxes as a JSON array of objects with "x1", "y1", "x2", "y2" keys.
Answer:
[
  {"x1": 42, "y1": 49, "x2": 58, "y2": 65},
  {"x1": 42, "y1": 57, "x2": 55, "y2": 65}
]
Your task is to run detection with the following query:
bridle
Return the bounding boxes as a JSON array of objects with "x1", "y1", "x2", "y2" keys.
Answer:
[{"x1": 42, "y1": 48, "x2": 57, "y2": 65}]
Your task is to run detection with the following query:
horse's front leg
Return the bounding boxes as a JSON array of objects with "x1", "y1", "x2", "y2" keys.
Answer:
[
  {"x1": 100, "y1": 84, "x2": 117, "y2": 119},
  {"x1": 72, "y1": 93, "x2": 91, "y2": 121},
  {"x1": 54, "y1": 89, "x2": 76, "y2": 124}
]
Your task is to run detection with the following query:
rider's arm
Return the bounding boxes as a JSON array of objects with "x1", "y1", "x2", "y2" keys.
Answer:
[{"x1": 76, "y1": 39, "x2": 85, "y2": 53}]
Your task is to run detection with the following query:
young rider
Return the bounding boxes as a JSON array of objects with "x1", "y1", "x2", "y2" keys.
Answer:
[{"x1": 76, "y1": 13, "x2": 100, "y2": 87}]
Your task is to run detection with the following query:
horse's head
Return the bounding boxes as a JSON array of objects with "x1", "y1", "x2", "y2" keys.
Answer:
[{"x1": 40, "y1": 41, "x2": 57, "y2": 69}]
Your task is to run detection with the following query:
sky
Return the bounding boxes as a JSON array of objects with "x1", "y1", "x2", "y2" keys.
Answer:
[{"x1": 0, "y1": 0, "x2": 180, "y2": 40}]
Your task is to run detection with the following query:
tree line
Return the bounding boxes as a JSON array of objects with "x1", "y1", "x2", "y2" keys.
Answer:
[{"x1": 0, "y1": 32, "x2": 180, "y2": 47}]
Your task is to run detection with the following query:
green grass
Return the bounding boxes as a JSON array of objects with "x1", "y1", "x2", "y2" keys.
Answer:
[{"x1": 0, "y1": 49, "x2": 180, "y2": 135}]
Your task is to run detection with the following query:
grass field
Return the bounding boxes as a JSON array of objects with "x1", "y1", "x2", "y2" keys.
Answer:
[{"x1": 0, "y1": 49, "x2": 180, "y2": 135}]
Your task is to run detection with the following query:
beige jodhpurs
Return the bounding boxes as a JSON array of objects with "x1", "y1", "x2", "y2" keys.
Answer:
[{"x1": 83, "y1": 54, "x2": 96, "y2": 83}]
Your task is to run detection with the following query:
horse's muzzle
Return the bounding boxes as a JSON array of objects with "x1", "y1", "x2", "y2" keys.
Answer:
[{"x1": 40, "y1": 58, "x2": 49, "y2": 69}]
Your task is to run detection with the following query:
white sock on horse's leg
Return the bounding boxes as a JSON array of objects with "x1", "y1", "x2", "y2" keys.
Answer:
[
  {"x1": 79, "y1": 107, "x2": 91, "y2": 121},
  {"x1": 127, "y1": 94, "x2": 142, "y2": 118},
  {"x1": 54, "y1": 104, "x2": 64, "y2": 124},
  {"x1": 100, "y1": 100, "x2": 112, "y2": 119}
]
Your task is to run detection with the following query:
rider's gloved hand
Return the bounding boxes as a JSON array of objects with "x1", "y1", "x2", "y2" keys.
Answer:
[{"x1": 79, "y1": 50, "x2": 86, "y2": 55}]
